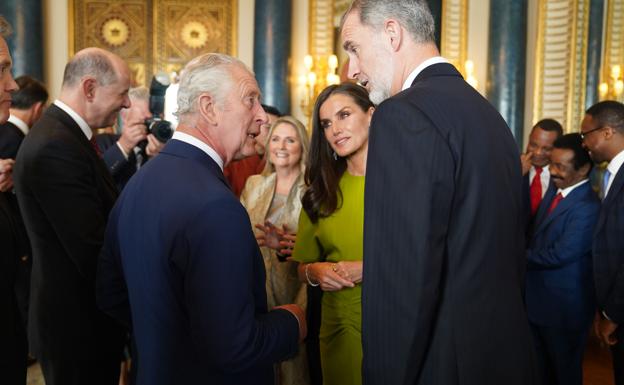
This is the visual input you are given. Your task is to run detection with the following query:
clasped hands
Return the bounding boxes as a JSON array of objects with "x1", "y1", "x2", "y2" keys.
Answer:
[{"x1": 305, "y1": 261, "x2": 362, "y2": 292}]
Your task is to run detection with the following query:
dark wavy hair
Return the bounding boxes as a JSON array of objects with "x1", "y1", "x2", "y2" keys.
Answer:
[{"x1": 302, "y1": 83, "x2": 374, "y2": 223}]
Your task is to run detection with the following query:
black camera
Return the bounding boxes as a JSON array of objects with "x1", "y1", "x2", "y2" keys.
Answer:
[{"x1": 145, "y1": 73, "x2": 173, "y2": 143}]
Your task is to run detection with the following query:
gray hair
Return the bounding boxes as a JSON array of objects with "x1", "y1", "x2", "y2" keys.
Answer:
[
  {"x1": 0, "y1": 16, "x2": 11, "y2": 38},
  {"x1": 344, "y1": 0, "x2": 435, "y2": 44},
  {"x1": 62, "y1": 50, "x2": 118, "y2": 88},
  {"x1": 128, "y1": 86, "x2": 149, "y2": 101},
  {"x1": 176, "y1": 53, "x2": 250, "y2": 117}
]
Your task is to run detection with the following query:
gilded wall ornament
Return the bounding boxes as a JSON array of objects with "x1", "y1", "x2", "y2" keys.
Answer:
[
  {"x1": 180, "y1": 21, "x2": 209, "y2": 50},
  {"x1": 101, "y1": 18, "x2": 130, "y2": 47}
]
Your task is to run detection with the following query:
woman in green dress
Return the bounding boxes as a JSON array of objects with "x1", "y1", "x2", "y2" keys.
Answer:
[{"x1": 290, "y1": 83, "x2": 374, "y2": 385}]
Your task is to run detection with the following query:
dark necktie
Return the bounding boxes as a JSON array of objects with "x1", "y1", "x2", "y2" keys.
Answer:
[
  {"x1": 530, "y1": 167, "x2": 543, "y2": 216},
  {"x1": 89, "y1": 136, "x2": 102, "y2": 158},
  {"x1": 547, "y1": 193, "x2": 563, "y2": 214}
]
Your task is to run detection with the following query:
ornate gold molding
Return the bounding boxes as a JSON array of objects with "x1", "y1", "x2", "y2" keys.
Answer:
[
  {"x1": 441, "y1": 0, "x2": 468, "y2": 75},
  {"x1": 533, "y1": 0, "x2": 589, "y2": 132},
  {"x1": 309, "y1": 0, "x2": 334, "y2": 57},
  {"x1": 602, "y1": 0, "x2": 624, "y2": 102}
]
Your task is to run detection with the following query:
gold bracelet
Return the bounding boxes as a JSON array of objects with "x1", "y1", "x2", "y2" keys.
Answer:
[{"x1": 305, "y1": 264, "x2": 319, "y2": 287}]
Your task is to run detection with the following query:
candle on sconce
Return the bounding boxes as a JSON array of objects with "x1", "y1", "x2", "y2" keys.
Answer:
[
  {"x1": 612, "y1": 65, "x2": 621, "y2": 80},
  {"x1": 615, "y1": 80, "x2": 624, "y2": 96},
  {"x1": 304, "y1": 55, "x2": 313, "y2": 71},
  {"x1": 465, "y1": 60, "x2": 474, "y2": 74},
  {"x1": 307, "y1": 72, "x2": 317, "y2": 88},
  {"x1": 599, "y1": 82, "x2": 609, "y2": 98},
  {"x1": 328, "y1": 55, "x2": 338, "y2": 71}
]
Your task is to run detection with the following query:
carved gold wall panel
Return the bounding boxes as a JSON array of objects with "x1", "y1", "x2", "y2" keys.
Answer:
[
  {"x1": 602, "y1": 0, "x2": 624, "y2": 102},
  {"x1": 71, "y1": 0, "x2": 152, "y2": 86},
  {"x1": 70, "y1": 0, "x2": 236, "y2": 87},
  {"x1": 441, "y1": 0, "x2": 468, "y2": 75},
  {"x1": 533, "y1": 0, "x2": 589, "y2": 132},
  {"x1": 154, "y1": 0, "x2": 237, "y2": 76}
]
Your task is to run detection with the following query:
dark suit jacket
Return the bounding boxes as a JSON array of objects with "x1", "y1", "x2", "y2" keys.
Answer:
[
  {"x1": 0, "y1": 120, "x2": 30, "y2": 258},
  {"x1": 0, "y1": 121, "x2": 25, "y2": 159},
  {"x1": 526, "y1": 181, "x2": 599, "y2": 330},
  {"x1": 96, "y1": 139, "x2": 299, "y2": 385},
  {"x1": 14, "y1": 104, "x2": 125, "y2": 360},
  {"x1": 593, "y1": 164, "x2": 624, "y2": 323},
  {"x1": 0, "y1": 192, "x2": 26, "y2": 384},
  {"x1": 362, "y1": 63, "x2": 536, "y2": 385},
  {"x1": 523, "y1": 172, "x2": 555, "y2": 243},
  {"x1": 96, "y1": 133, "x2": 147, "y2": 191}
]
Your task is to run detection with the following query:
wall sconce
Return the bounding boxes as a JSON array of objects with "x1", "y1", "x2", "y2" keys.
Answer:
[
  {"x1": 464, "y1": 60, "x2": 478, "y2": 90},
  {"x1": 299, "y1": 54, "x2": 341, "y2": 121},
  {"x1": 599, "y1": 64, "x2": 624, "y2": 100}
]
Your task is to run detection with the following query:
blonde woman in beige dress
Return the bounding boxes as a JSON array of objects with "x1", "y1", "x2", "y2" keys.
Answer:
[{"x1": 240, "y1": 116, "x2": 311, "y2": 385}]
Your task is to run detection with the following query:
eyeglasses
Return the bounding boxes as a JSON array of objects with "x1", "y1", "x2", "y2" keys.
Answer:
[{"x1": 580, "y1": 126, "x2": 605, "y2": 140}]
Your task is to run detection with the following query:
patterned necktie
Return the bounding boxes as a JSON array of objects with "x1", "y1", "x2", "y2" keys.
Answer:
[
  {"x1": 530, "y1": 167, "x2": 543, "y2": 216},
  {"x1": 548, "y1": 193, "x2": 563, "y2": 214},
  {"x1": 603, "y1": 169, "x2": 612, "y2": 200},
  {"x1": 89, "y1": 136, "x2": 102, "y2": 158}
]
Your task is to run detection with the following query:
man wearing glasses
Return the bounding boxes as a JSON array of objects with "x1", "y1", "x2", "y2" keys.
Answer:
[{"x1": 581, "y1": 100, "x2": 624, "y2": 385}]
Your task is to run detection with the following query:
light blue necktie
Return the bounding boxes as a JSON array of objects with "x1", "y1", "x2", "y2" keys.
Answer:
[{"x1": 603, "y1": 169, "x2": 612, "y2": 200}]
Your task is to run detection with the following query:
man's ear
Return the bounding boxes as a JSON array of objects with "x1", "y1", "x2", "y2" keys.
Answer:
[
  {"x1": 604, "y1": 126, "x2": 615, "y2": 140},
  {"x1": 198, "y1": 93, "x2": 218, "y2": 125},
  {"x1": 82, "y1": 77, "x2": 97, "y2": 102},
  {"x1": 32, "y1": 101, "x2": 44, "y2": 117},
  {"x1": 384, "y1": 19, "x2": 403, "y2": 51}
]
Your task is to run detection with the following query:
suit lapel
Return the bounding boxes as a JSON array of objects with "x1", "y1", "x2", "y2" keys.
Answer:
[
  {"x1": 46, "y1": 104, "x2": 119, "y2": 196},
  {"x1": 533, "y1": 183, "x2": 556, "y2": 230},
  {"x1": 596, "y1": 165, "x2": 624, "y2": 232},
  {"x1": 535, "y1": 182, "x2": 590, "y2": 234}
]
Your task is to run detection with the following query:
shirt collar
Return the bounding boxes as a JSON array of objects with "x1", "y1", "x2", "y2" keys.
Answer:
[
  {"x1": 607, "y1": 149, "x2": 624, "y2": 177},
  {"x1": 557, "y1": 179, "x2": 589, "y2": 198},
  {"x1": 7, "y1": 114, "x2": 29, "y2": 135},
  {"x1": 171, "y1": 131, "x2": 224, "y2": 171},
  {"x1": 401, "y1": 56, "x2": 450, "y2": 91},
  {"x1": 532, "y1": 164, "x2": 550, "y2": 173},
  {"x1": 53, "y1": 100, "x2": 93, "y2": 139}
]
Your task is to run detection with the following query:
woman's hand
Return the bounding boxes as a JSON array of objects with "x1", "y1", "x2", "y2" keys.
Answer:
[
  {"x1": 333, "y1": 261, "x2": 363, "y2": 284},
  {"x1": 307, "y1": 262, "x2": 355, "y2": 292},
  {"x1": 280, "y1": 232, "x2": 297, "y2": 257},
  {"x1": 255, "y1": 221, "x2": 288, "y2": 250}
]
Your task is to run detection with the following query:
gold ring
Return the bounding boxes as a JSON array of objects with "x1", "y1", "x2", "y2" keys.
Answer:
[{"x1": 332, "y1": 264, "x2": 338, "y2": 272}]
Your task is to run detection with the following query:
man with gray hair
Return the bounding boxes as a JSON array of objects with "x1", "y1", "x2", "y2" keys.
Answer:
[
  {"x1": 97, "y1": 53, "x2": 305, "y2": 385},
  {"x1": 0, "y1": 14, "x2": 26, "y2": 385},
  {"x1": 14, "y1": 47, "x2": 130, "y2": 385},
  {"x1": 341, "y1": 1, "x2": 536, "y2": 384}
]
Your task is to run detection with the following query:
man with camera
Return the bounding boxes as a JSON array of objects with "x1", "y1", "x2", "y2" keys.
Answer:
[{"x1": 96, "y1": 86, "x2": 165, "y2": 191}]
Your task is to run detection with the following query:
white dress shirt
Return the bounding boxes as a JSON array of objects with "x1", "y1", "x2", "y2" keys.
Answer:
[
  {"x1": 529, "y1": 165, "x2": 551, "y2": 199},
  {"x1": 605, "y1": 149, "x2": 624, "y2": 199},
  {"x1": 7, "y1": 114, "x2": 29, "y2": 135},
  {"x1": 171, "y1": 131, "x2": 223, "y2": 171},
  {"x1": 556, "y1": 178, "x2": 589, "y2": 198},
  {"x1": 54, "y1": 100, "x2": 93, "y2": 139},
  {"x1": 401, "y1": 56, "x2": 450, "y2": 91}
]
